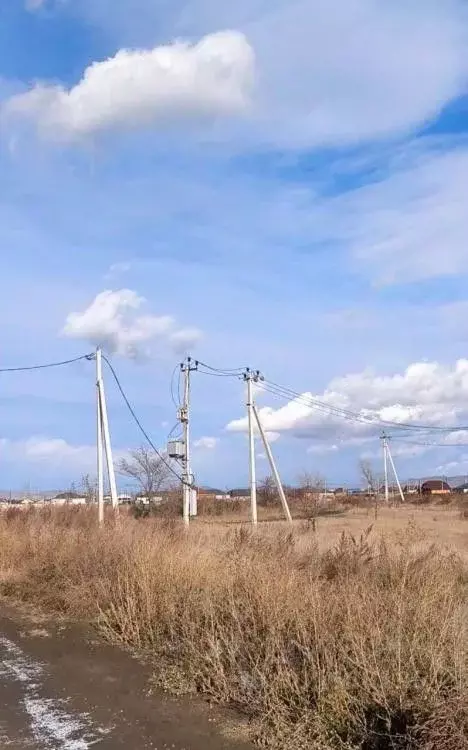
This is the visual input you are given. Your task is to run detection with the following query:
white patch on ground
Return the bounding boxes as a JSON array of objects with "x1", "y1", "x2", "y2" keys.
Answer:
[
  {"x1": 24, "y1": 697, "x2": 105, "y2": 750},
  {"x1": 0, "y1": 633, "x2": 110, "y2": 748},
  {"x1": 0, "y1": 635, "x2": 43, "y2": 684}
]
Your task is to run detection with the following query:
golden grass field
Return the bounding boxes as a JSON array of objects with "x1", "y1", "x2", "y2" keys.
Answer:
[{"x1": 1, "y1": 503, "x2": 468, "y2": 749}]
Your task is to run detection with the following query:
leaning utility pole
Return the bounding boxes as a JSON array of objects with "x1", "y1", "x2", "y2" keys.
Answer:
[
  {"x1": 244, "y1": 369, "x2": 259, "y2": 526},
  {"x1": 95, "y1": 347, "x2": 118, "y2": 521},
  {"x1": 180, "y1": 357, "x2": 198, "y2": 525},
  {"x1": 252, "y1": 403, "x2": 292, "y2": 523}
]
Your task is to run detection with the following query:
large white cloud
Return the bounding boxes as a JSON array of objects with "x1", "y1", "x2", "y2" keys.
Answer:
[
  {"x1": 62, "y1": 289, "x2": 201, "y2": 358},
  {"x1": 226, "y1": 360, "x2": 468, "y2": 451},
  {"x1": 6, "y1": 1, "x2": 468, "y2": 146},
  {"x1": 62, "y1": 0, "x2": 468, "y2": 147},
  {"x1": 4, "y1": 30, "x2": 254, "y2": 139}
]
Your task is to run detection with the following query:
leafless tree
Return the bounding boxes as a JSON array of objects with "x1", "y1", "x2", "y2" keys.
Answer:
[
  {"x1": 118, "y1": 446, "x2": 172, "y2": 499},
  {"x1": 359, "y1": 460, "x2": 379, "y2": 518},
  {"x1": 297, "y1": 471, "x2": 326, "y2": 527},
  {"x1": 80, "y1": 474, "x2": 96, "y2": 504},
  {"x1": 258, "y1": 475, "x2": 277, "y2": 507}
]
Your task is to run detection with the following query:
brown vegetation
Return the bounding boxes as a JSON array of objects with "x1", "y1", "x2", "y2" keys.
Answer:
[{"x1": 0, "y1": 506, "x2": 468, "y2": 749}]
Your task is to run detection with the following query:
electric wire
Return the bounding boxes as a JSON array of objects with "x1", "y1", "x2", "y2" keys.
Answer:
[
  {"x1": 197, "y1": 368, "x2": 243, "y2": 378},
  {"x1": 389, "y1": 437, "x2": 468, "y2": 448},
  {"x1": 102, "y1": 355, "x2": 192, "y2": 487},
  {"x1": 262, "y1": 378, "x2": 468, "y2": 433},
  {"x1": 170, "y1": 364, "x2": 181, "y2": 409},
  {"x1": 0, "y1": 353, "x2": 94, "y2": 373},
  {"x1": 195, "y1": 360, "x2": 245, "y2": 376}
]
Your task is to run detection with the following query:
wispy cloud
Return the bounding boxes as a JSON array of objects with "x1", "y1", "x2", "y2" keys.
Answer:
[
  {"x1": 62, "y1": 289, "x2": 202, "y2": 359},
  {"x1": 194, "y1": 436, "x2": 219, "y2": 450}
]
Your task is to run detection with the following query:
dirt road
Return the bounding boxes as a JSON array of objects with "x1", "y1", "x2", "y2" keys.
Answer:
[{"x1": 0, "y1": 604, "x2": 253, "y2": 750}]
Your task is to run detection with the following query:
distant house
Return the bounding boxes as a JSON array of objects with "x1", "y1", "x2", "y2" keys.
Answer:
[
  {"x1": 228, "y1": 488, "x2": 250, "y2": 501},
  {"x1": 117, "y1": 493, "x2": 133, "y2": 503},
  {"x1": 421, "y1": 479, "x2": 451, "y2": 495},
  {"x1": 197, "y1": 487, "x2": 227, "y2": 500}
]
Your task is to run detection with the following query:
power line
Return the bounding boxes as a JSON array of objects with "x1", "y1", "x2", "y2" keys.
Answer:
[
  {"x1": 390, "y1": 437, "x2": 468, "y2": 448},
  {"x1": 0, "y1": 353, "x2": 94, "y2": 373},
  {"x1": 195, "y1": 360, "x2": 245, "y2": 376},
  {"x1": 170, "y1": 364, "x2": 181, "y2": 409},
  {"x1": 197, "y1": 368, "x2": 243, "y2": 378},
  {"x1": 102, "y1": 355, "x2": 191, "y2": 487},
  {"x1": 262, "y1": 378, "x2": 468, "y2": 433}
]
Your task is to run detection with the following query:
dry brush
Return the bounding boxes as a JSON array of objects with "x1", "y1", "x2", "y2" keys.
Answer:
[{"x1": 0, "y1": 507, "x2": 467, "y2": 749}]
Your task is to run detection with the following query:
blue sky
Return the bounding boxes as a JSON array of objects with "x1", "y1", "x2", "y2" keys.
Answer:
[{"x1": 1, "y1": 0, "x2": 468, "y2": 491}]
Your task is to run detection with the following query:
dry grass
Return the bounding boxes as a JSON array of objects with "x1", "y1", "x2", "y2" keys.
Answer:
[{"x1": 1, "y1": 505, "x2": 468, "y2": 749}]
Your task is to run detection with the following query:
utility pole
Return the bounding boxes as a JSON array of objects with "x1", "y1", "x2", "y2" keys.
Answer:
[
  {"x1": 244, "y1": 369, "x2": 259, "y2": 527},
  {"x1": 382, "y1": 432, "x2": 389, "y2": 504},
  {"x1": 381, "y1": 432, "x2": 405, "y2": 504},
  {"x1": 180, "y1": 357, "x2": 198, "y2": 526},
  {"x1": 252, "y1": 403, "x2": 292, "y2": 523},
  {"x1": 96, "y1": 347, "x2": 104, "y2": 525},
  {"x1": 386, "y1": 439, "x2": 405, "y2": 504},
  {"x1": 95, "y1": 347, "x2": 118, "y2": 520}
]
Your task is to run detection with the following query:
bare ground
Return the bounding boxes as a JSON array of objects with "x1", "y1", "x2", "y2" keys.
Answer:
[{"x1": 0, "y1": 602, "x2": 253, "y2": 750}]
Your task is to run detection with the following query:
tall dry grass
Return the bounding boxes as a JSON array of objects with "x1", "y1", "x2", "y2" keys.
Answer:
[{"x1": 0, "y1": 506, "x2": 467, "y2": 749}]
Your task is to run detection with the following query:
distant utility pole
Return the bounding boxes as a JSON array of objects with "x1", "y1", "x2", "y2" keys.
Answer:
[
  {"x1": 244, "y1": 369, "x2": 259, "y2": 526},
  {"x1": 244, "y1": 369, "x2": 292, "y2": 526},
  {"x1": 381, "y1": 432, "x2": 405, "y2": 504},
  {"x1": 180, "y1": 357, "x2": 198, "y2": 526},
  {"x1": 95, "y1": 347, "x2": 118, "y2": 524}
]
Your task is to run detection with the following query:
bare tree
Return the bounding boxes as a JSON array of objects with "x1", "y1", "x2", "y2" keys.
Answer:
[
  {"x1": 359, "y1": 460, "x2": 378, "y2": 518},
  {"x1": 118, "y1": 446, "x2": 172, "y2": 500},
  {"x1": 297, "y1": 471, "x2": 326, "y2": 527},
  {"x1": 258, "y1": 475, "x2": 277, "y2": 507},
  {"x1": 80, "y1": 474, "x2": 96, "y2": 504}
]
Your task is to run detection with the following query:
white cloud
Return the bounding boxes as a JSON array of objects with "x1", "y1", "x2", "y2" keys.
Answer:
[
  {"x1": 4, "y1": 30, "x2": 254, "y2": 139},
  {"x1": 345, "y1": 147, "x2": 468, "y2": 284},
  {"x1": 62, "y1": 289, "x2": 202, "y2": 358},
  {"x1": 7, "y1": 1, "x2": 468, "y2": 147},
  {"x1": 0, "y1": 437, "x2": 96, "y2": 471},
  {"x1": 194, "y1": 436, "x2": 219, "y2": 450},
  {"x1": 226, "y1": 359, "x2": 468, "y2": 452},
  {"x1": 71, "y1": 0, "x2": 468, "y2": 147},
  {"x1": 436, "y1": 456, "x2": 468, "y2": 474},
  {"x1": 280, "y1": 143, "x2": 468, "y2": 286},
  {"x1": 307, "y1": 444, "x2": 339, "y2": 455}
]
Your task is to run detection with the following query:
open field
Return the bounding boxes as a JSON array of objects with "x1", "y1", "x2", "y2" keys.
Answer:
[{"x1": 1, "y1": 504, "x2": 468, "y2": 749}]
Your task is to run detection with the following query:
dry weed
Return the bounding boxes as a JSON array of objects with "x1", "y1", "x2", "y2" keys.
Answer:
[{"x1": 0, "y1": 507, "x2": 467, "y2": 749}]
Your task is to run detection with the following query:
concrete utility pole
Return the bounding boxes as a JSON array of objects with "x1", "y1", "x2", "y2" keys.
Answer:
[
  {"x1": 180, "y1": 357, "x2": 198, "y2": 526},
  {"x1": 95, "y1": 347, "x2": 118, "y2": 521},
  {"x1": 252, "y1": 403, "x2": 292, "y2": 523},
  {"x1": 381, "y1": 432, "x2": 405, "y2": 504},
  {"x1": 382, "y1": 432, "x2": 389, "y2": 504},
  {"x1": 96, "y1": 347, "x2": 104, "y2": 525},
  {"x1": 244, "y1": 369, "x2": 259, "y2": 526}
]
